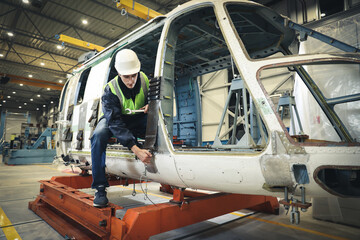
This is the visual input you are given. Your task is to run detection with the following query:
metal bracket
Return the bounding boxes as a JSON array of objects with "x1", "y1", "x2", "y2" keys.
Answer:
[{"x1": 279, "y1": 186, "x2": 312, "y2": 224}]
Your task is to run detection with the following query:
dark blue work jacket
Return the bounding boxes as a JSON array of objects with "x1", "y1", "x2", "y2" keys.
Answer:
[{"x1": 101, "y1": 73, "x2": 148, "y2": 149}]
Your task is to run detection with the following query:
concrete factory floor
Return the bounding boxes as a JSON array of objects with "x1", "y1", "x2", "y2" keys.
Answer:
[{"x1": 1, "y1": 160, "x2": 360, "y2": 240}]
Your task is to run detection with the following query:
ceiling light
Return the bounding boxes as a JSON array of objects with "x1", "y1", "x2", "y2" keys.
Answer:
[
  {"x1": 7, "y1": 32, "x2": 14, "y2": 37},
  {"x1": 37, "y1": 94, "x2": 41, "y2": 97},
  {"x1": 22, "y1": 0, "x2": 30, "y2": 3},
  {"x1": 12, "y1": 91, "x2": 16, "y2": 94},
  {"x1": 43, "y1": 105, "x2": 46, "y2": 107},
  {"x1": 28, "y1": 74, "x2": 33, "y2": 78},
  {"x1": 30, "y1": 98, "x2": 33, "y2": 101},
  {"x1": 7, "y1": 96, "x2": 10, "y2": 98},
  {"x1": 24, "y1": 102, "x2": 27, "y2": 105},
  {"x1": 82, "y1": 19, "x2": 88, "y2": 25},
  {"x1": 19, "y1": 106, "x2": 22, "y2": 109},
  {"x1": 50, "y1": 101, "x2": 54, "y2": 104},
  {"x1": 3, "y1": 100, "x2": 6, "y2": 103},
  {"x1": 0, "y1": 104, "x2": 2, "y2": 106},
  {"x1": 57, "y1": 45, "x2": 63, "y2": 49},
  {"x1": 20, "y1": 83, "x2": 23, "y2": 86},
  {"x1": 47, "y1": 88, "x2": 50, "y2": 90},
  {"x1": 321, "y1": 13, "x2": 326, "y2": 17},
  {"x1": 0, "y1": 54, "x2": 4, "y2": 57},
  {"x1": 36, "y1": 108, "x2": 39, "y2": 110},
  {"x1": 40, "y1": 62, "x2": 45, "y2": 66},
  {"x1": 59, "y1": 80, "x2": 63, "y2": 83}
]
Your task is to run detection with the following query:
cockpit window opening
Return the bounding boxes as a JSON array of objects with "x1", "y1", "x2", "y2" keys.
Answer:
[
  {"x1": 75, "y1": 68, "x2": 91, "y2": 105},
  {"x1": 162, "y1": 5, "x2": 269, "y2": 152}
]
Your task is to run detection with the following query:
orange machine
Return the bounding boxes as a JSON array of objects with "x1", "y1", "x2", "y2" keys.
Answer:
[{"x1": 29, "y1": 174, "x2": 279, "y2": 239}]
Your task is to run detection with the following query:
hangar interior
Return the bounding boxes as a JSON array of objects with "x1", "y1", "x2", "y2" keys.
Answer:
[{"x1": 0, "y1": 0, "x2": 360, "y2": 239}]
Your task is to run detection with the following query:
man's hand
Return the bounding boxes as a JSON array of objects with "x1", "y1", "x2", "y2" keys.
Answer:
[
  {"x1": 140, "y1": 104, "x2": 149, "y2": 114},
  {"x1": 131, "y1": 145, "x2": 152, "y2": 164}
]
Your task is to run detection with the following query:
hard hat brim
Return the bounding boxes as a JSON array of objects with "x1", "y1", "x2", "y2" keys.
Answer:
[{"x1": 118, "y1": 65, "x2": 140, "y2": 75}]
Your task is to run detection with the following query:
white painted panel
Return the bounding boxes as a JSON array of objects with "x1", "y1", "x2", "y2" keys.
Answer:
[
  {"x1": 71, "y1": 105, "x2": 80, "y2": 150},
  {"x1": 83, "y1": 99, "x2": 94, "y2": 150},
  {"x1": 83, "y1": 58, "x2": 111, "y2": 102},
  {"x1": 200, "y1": 69, "x2": 228, "y2": 142},
  {"x1": 69, "y1": 58, "x2": 111, "y2": 151}
]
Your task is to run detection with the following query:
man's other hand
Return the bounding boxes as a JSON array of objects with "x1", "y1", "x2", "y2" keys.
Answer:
[{"x1": 131, "y1": 145, "x2": 152, "y2": 164}]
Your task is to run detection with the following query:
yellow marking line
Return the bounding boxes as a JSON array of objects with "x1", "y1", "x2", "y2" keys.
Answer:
[
  {"x1": 116, "y1": 185, "x2": 348, "y2": 240},
  {"x1": 231, "y1": 212, "x2": 348, "y2": 240},
  {"x1": 0, "y1": 207, "x2": 22, "y2": 240},
  {"x1": 34, "y1": 164, "x2": 58, "y2": 171}
]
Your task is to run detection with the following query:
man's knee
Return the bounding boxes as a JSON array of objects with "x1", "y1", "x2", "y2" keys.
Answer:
[
  {"x1": 91, "y1": 123, "x2": 110, "y2": 144},
  {"x1": 92, "y1": 128, "x2": 107, "y2": 143}
]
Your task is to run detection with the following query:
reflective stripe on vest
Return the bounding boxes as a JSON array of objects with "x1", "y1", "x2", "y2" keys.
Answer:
[{"x1": 107, "y1": 71, "x2": 149, "y2": 115}]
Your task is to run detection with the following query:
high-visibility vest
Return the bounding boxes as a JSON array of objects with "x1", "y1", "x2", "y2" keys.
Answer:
[{"x1": 106, "y1": 71, "x2": 149, "y2": 115}]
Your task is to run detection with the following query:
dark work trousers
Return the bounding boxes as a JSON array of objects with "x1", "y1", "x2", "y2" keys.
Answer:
[{"x1": 90, "y1": 115, "x2": 147, "y2": 189}]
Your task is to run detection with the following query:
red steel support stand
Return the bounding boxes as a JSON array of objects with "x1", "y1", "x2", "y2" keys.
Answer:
[{"x1": 29, "y1": 175, "x2": 279, "y2": 240}]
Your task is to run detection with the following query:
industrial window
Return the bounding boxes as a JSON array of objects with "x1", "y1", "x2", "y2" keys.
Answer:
[
  {"x1": 319, "y1": 0, "x2": 344, "y2": 18},
  {"x1": 350, "y1": 0, "x2": 360, "y2": 7},
  {"x1": 75, "y1": 68, "x2": 91, "y2": 105},
  {"x1": 59, "y1": 80, "x2": 69, "y2": 112}
]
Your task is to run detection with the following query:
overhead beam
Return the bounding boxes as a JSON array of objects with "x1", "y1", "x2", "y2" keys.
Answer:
[
  {"x1": 116, "y1": 0, "x2": 162, "y2": 21},
  {"x1": 48, "y1": 0, "x2": 132, "y2": 32},
  {"x1": 57, "y1": 34, "x2": 105, "y2": 52},
  {"x1": 104, "y1": 0, "x2": 162, "y2": 45},
  {"x1": 0, "y1": 8, "x2": 17, "y2": 18},
  {"x1": 9, "y1": 79, "x2": 63, "y2": 91},
  {"x1": 2, "y1": 73, "x2": 64, "y2": 91},
  {"x1": 0, "y1": 86, "x2": 59, "y2": 98},
  {"x1": 0, "y1": 94, "x2": 55, "y2": 105},
  {"x1": 4, "y1": 8, "x2": 21, "y2": 60},
  {"x1": 0, "y1": 27, "x2": 87, "y2": 58},
  {"x1": 89, "y1": 0, "x2": 145, "y2": 22},
  {"x1": 0, "y1": 58, "x2": 74, "y2": 77},
  {"x1": 1, "y1": 0, "x2": 113, "y2": 42}
]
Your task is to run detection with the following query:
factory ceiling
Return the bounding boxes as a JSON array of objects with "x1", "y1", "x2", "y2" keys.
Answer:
[{"x1": 0, "y1": 0, "x2": 276, "y2": 112}]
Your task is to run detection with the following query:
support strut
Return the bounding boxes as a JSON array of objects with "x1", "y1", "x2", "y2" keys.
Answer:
[{"x1": 29, "y1": 175, "x2": 279, "y2": 240}]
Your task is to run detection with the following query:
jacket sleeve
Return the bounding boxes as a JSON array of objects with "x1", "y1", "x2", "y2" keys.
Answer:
[{"x1": 101, "y1": 85, "x2": 137, "y2": 149}]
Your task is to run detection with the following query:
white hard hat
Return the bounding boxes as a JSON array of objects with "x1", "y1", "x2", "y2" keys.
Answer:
[{"x1": 114, "y1": 49, "x2": 141, "y2": 75}]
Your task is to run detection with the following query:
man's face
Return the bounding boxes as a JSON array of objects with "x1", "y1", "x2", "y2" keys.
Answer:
[{"x1": 120, "y1": 73, "x2": 138, "y2": 89}]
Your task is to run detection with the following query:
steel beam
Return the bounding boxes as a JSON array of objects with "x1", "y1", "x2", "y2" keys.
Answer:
[
  {"x1": 57, "y1": 34, "x2": 105, "y2": 52},
  {"x1": 3, "y1": 73, "x2": 64, "y2": 91},
  {"x1": 49, "y1": 0, "x2": 132, "y2": 32},
  {"x1": 1, "y1": 0, "x2": 113, "y2": 42},
  {"x1": 116, "y1": 0, "x2": 162, "y2": 21},
  {"x1": 0, "y1": 58, "x2": 72, "y2": 76},
  {"x1": 0, "y1": 35, "x2": 80, "y2": 61}
]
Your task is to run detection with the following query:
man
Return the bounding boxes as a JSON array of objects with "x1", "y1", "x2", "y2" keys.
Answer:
[{"x1": 91, "y1": 49, "x2": 152, "y2": 208}]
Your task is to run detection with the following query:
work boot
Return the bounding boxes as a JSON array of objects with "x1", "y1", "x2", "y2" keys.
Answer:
[{"x1": 93, "y1": 185, "x2": 108, "y2": 208}]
